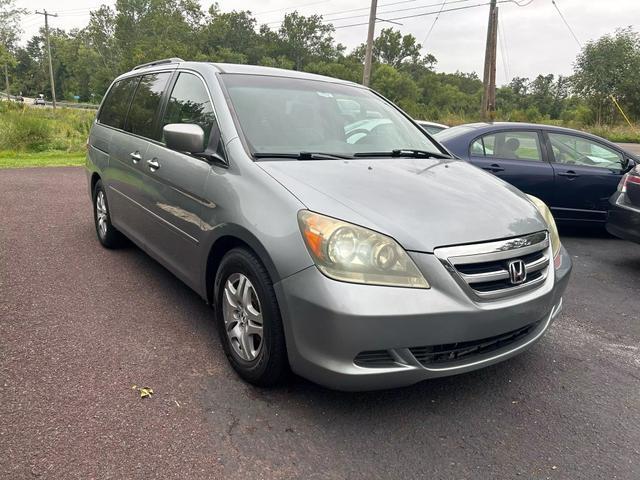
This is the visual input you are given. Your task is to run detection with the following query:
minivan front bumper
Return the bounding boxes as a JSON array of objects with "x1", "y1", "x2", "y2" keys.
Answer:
[{"x1": 275, "y1": 245, "x2": 572, "y2": 391}]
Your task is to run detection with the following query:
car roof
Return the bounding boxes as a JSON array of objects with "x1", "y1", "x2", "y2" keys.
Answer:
[
  {"x1": 117, "y1": 60, "x2": 362, "y2": 88},
  {"x1": 449, "y1": 121, "x2": 591, "y2": 133},
  {"x1": 441, "y1": 121, "x2": 628, "y2": 146},
  {"x1": 436, "y1": 121, "x2": 639, "y2": 159},
  {"x1": 416, "y1": 120, "x2": 449, "y2": 129}
]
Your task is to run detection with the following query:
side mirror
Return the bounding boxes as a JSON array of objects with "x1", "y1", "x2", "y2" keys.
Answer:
[
  {"x1": 624, "y1": 157, "x2": 637, "y2": 173},
  {"x1": 163, "y1": 123, "x2": 205, "y2": 154}
]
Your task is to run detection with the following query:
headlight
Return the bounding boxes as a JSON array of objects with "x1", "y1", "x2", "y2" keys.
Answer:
[
  {"x1": 527, "y1": 195, "x2": 561, "y2": 258},
  {"x1": 297, "y1": 210, "x2": 429, "y2": 288}
]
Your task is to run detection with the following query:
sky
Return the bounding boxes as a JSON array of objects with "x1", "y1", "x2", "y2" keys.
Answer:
[{"x1": 16, "y1": 0, "x2": 640, "y2": 85}]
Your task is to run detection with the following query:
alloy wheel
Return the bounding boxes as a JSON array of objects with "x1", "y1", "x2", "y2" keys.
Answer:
[
  {"x1": 222, "y1": 273, "x2": 264, "y2": 361},
  {"x1": 96, "y1": 191, "x2": 108, "y2": 238}
]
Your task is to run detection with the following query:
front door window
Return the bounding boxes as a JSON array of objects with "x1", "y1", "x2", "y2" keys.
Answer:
[{"x1": 548, "y1": 133, "x2": 623, "y2": 170}]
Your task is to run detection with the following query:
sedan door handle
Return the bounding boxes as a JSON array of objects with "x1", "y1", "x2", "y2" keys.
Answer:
[
  {"x1": 130, "y1": 151, "x2": 142, "y2": 164},
  {"x1": 146, "y1": 158, "x2": 160, "y2": 172},
  {"x1": 483, "y1": 163, "x2": 504, "y2": 173},
  {"x1": 558, "y1": 170, "x2": 579, "y2": 178}
]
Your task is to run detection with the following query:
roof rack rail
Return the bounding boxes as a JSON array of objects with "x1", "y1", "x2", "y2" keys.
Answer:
[{"x1": 132, "y1": 57, "x2": 184, "y2": 70}]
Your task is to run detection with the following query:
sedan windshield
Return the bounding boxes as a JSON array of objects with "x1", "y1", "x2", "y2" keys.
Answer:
[{"x1": 221, "y1": 73, "x2": 442, "y2": 159}]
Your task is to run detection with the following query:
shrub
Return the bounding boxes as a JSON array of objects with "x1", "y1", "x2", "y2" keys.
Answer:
[{"x1": 0, "y1": 104, "x2": 95, "y2": 153}]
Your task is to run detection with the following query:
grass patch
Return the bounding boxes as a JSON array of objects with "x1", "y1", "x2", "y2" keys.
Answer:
[
  {"x1": 0, "y1": 102, "x2": 94, "y2": 153},
  {"x1": 0, "y1": 151, "x2": 85, "y2": 169}
]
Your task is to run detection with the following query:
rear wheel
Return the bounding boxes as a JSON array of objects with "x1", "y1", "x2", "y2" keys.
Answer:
[
  {"x1": 214, "y1": 248, "x2": 288, "y2": 386},
  {"x1": 93, "y1": 180, "x2": 124, "y2": 249}
]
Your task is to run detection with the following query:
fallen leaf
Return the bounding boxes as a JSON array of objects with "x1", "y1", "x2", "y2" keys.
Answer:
[{"x1": 138, "y1": 386, "x2": 154, "y2": 399}]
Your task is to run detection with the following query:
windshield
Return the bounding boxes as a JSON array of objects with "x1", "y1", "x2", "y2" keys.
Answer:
[{"x1": 221, "y1": 74, "x2": 442, "y2": 158}]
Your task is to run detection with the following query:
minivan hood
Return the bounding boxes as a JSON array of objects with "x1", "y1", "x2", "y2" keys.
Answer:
[{"x1": 258, "y1": 158, "x2": 547, "y2": 252}]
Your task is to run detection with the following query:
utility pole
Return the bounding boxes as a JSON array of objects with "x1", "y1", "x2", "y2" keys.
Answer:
[
  {"x1": 362, "y1": 0, "x2": 378, "y2": 87},
  {"x1": 481, "y1": 0, "x2": 498, "y2": 120},
  {"x1": 35, "y1": 10, "x2": 58, "y2": 109}
]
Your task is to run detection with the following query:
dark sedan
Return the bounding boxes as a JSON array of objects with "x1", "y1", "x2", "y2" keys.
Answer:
[
  {"x1": 436, "y1": 122, "x2": 638, "y2": 224},
  {"x1": 606, "y1": 166, "x2": 640, "y2": 243}
]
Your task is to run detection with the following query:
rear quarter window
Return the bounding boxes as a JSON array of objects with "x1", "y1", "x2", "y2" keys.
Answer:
[{"x1": 98, "y1": 77, "x2": 139, "y2": 130}]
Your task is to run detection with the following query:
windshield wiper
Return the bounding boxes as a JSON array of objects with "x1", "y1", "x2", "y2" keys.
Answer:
[
  {"x1": 253, "y1": 151, "x2": 352, "y2": 160},
  {"x1": 353, "y1": 149, "x2": 451, "y2": 159}
]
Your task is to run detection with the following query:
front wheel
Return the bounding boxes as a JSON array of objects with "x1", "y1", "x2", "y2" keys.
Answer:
[{"x1": 214, "y1": 248, "x2": 288, "y2": 386}]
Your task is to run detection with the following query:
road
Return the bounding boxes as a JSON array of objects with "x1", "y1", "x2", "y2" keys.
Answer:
[
  {"x1": 619, "y1": 143, "x2": 640, "y2": 156},
  {"x1": 1, "y1": 94, "x2": 97, "y2": 110},
  {"x1": 1, "y1": 167, "x2": 639, "y2": 479}
]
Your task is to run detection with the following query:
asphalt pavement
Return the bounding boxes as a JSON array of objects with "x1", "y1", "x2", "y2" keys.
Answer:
[{"x1": 1, "y1": 167, "x2": 639, "y2": 479}]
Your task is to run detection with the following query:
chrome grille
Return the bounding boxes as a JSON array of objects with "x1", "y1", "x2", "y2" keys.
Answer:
[{"x1": 434, "y1": 231, "x2": 550, "y2": 300}]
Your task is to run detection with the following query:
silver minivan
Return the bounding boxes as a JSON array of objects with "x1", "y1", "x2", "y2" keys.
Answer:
[{"x1": 86, "y1": 59, "x2": 572, "y2": 391}]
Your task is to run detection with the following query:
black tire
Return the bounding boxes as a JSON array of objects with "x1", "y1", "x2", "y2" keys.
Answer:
[
  {"x1": 92, "y1": 180, "x2": 125, "y2": 249},
  {"x1": 214, "y1": 248, "x2": 288, "y2": 387}
]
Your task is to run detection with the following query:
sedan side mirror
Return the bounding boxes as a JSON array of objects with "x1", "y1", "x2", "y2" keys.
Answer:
[
  {"x1": 624, "y1": 157, "x2": 637, "y2": 173},
  {"x1": 163, "y1": 123, "x2": 206, "y2": 154}
]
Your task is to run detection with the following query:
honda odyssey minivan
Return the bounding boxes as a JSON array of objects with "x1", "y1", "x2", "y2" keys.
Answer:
[{"x1": 86, "y1": 59, "x2": 572, "y2": 390}]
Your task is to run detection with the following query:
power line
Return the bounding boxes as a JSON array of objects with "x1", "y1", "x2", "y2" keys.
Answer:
[
  {"x1": 293, "y1": 0, "x2": 424, "y2": 19},
  {"x1": 551, "y1": 0, "x2": 581, "y2": 47},
  {"x1": 254, "y1": 0, "x2": 334, "y2": 17},
  {"x1": 497, "y1": 7, "x2": 510, "y2": 81},
  {"x1": 49, "y1": 1, "x2": 114, "y2": 14},
  {"x1": 333, "y1": 0, "x2": 518, "y2": 29},
  {"x1": 421, "y1": 0, "x2": 447, "y2": 46},
  {"x1": 265, "y1": 0, "x2": 477, "y2": 26}
]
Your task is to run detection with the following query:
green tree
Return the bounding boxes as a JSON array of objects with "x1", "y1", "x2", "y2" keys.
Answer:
[
  {"x1": 202, "y1": 7, "x2": 260, "y2": 63},
  {"x1": 573, "y1": 27, "x2": 640, "y2": 123},
  {"x1": 371, "y1": 64, "x2": 419, "y2": 104},
  {"x1": 277, "y1": 12, "x2": 336, "y2": 70},
  {"x1": 0, "y1": 0, "x2": 26, "y2": 95},
  {"x1": 113, "y1": 0, "x2": 203, "y2": 70}
]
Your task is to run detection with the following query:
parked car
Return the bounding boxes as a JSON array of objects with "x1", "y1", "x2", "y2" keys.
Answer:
[
  {"x1": 606, "y1": 166, "x2": 640, "y2": 243},
  {"x1": 416, "y1": 120, "x2": 449, "y2": 135},
  {"x1": 436, "y1": 122, "x2": 638, "y2": 224},
  {"x1": 86, "y1": 59, "x2": 571, "y2": 391},
  {"x1": 34, "y1": 96, "x2": 45, "y2": 105}
]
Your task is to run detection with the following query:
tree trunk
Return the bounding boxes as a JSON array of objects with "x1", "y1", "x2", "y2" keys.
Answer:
[{"x1": 4, "y1": 64, "x2": 9, "y2": 100}]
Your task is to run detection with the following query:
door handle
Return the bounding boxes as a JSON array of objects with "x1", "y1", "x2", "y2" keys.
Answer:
[
  {"x1": 558, "y1": 170, "x2": 578, "y2": 178},
  {"x1": 482, "y1": 163, "x2": 504, "y2": 173},
  {"x1": 130, "y1": 151, "x2": 142, "y2": 164},
  {"x1": 147, "y1": 158, "x2": 160, "y2": 172}
]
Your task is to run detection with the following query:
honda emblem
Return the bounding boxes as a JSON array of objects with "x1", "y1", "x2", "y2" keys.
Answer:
[{"x1": 507, "y1": 259, "x2": 527, "y2": 285}]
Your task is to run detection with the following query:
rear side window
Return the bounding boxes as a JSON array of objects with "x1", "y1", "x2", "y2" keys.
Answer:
[
  {"x1": 161, "y1": 73, "x2": 216, "y2": 146},
  {"x1": 471, "y1": 131, "x2": 542, "y2": 162},
  {"x1": 126, "y1": 72, "x2": 171, "y2": 140},
  {"x1": 99, "y1": 77, "x2": 139, "y2": 129}
]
